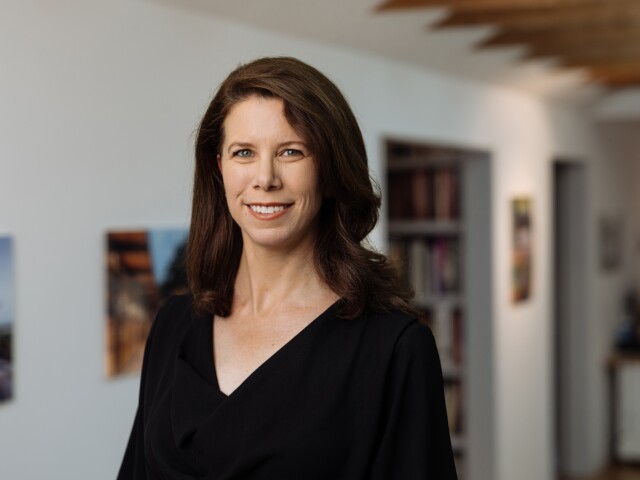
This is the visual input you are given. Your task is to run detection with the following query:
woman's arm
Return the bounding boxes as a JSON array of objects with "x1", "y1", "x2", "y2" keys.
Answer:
[{"x1": 369, "y1": 321, "x2": 458, "y2": 479}]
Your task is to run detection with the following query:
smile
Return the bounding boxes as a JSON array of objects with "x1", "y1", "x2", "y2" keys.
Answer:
[
  {"x1": 246, "y1": 203, "x2": 293, "y2": 220},
  {"x1": 249, "y1": 204, "x2": 288, "y2": 214}
]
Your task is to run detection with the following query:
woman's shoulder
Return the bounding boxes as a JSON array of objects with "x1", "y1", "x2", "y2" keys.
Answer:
[
  {"x1": 158, "y1": 293, "x2": 193, "y2": 316},
  {"x1": 365, "y1": 307, "x2": 417, "y2": 335},
  {"x1": 353, "y1": 307, "x2": 425, "y2": 352},
  {"x1": 140, "y1": 294, "x2": 201, "y2": 377},
  {"x1": 147, "y1": 294, "x2": 198, "y2": 347},
  {"x1": 364, "y1": 307, "x2": 436, "y2": 356}
]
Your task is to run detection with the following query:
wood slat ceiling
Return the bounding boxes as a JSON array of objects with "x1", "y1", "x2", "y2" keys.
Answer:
[{"x1": 377, "y1": 0, "x2": 640, "y2": 89}]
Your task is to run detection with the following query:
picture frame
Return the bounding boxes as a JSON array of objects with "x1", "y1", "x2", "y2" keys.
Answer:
[
  {"x1": 0, "y1": 236, "x2": 15, "y2": 402},
  {"x1": 599, "y1": 214, "x2": 622, "y2": 272},
  {"x1": 106, "y1": 228, "x2": 189, "y2": 377},
  {"x1": 512, "y1": 198, "x2": 532, "y2": 304}
]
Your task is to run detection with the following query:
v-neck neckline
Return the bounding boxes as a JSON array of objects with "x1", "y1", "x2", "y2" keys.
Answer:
[{"x1": 208, "y1": 299, "x2": 342, "y2": 399}]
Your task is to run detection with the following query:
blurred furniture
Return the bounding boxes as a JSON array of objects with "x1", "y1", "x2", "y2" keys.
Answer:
[{"x1": 608, "y1": 354, "x2": 640, "y2": 465}]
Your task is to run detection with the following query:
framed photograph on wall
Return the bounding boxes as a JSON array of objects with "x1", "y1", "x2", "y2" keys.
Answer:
[
  {"x1": 106, "y1": 228, "x2": 189, "y2": 377},
  {"x1": 599, "y1": 214, "x2": 622, "y2": 272},
  {"x1": 512, "y1": 198, "x2": 532, "y2": 304},
  {"x1": 0, "y1": 236, "x2": 15, "y2": 402}
]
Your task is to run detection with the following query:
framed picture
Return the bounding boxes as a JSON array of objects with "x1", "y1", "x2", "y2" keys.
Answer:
[
  {"x1": 599, "y1": 214, "x2": 622, "y2": 272},
  {"x1": 0, "y1": 236, "x2": 15, "y2": 402},
  {"x1": 106, "y1": 228, "x2": 189, "y2": 377},
  {"x1": 512, "y1": 198, "x2": 532, "y2": 304}
]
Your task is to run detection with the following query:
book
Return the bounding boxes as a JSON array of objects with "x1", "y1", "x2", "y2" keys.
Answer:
[
  {"x1": 388, "y1": 172, "x2": 413, "y2": 219},
  {"x1": 410, "y1": 239, "x2": 427, "y2": 300},
  {"x1": 428, "y1": 239, "x2": 460, "y2": 295},
  {"x1": 433, "y1": 167, "x2": 460, "y2": 220},
  {"x1": 452, "y1": 308, "x2": 464, "y2": 366},
  {"x1": 388, "y1": 238, "x2": 410, "y2": 288},
  {"x1": 411, "y1": 169, "x2": 432, "y2": 219}
]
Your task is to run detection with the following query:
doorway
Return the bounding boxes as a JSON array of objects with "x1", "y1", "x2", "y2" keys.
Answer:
[{"x1": 553, "y1": 161, "x2": 588, "y2": 478}]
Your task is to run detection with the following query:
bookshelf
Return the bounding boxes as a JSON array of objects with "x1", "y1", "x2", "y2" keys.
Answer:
[{"x1": 385, "y1": 139, "x2": 493, "y2": 480}]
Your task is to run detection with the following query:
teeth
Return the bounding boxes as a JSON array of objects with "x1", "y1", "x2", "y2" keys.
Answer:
[{"x1": 250, "y1": 205, "x2": 287, "y2": 214}]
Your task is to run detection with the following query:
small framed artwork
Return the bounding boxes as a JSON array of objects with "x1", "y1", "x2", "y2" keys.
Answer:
[
  {"x1": 0, "y1": 236, "x2": 15, "y2": 402},
  {"x1": 106, "y1": 228, "x2": 189, "y2": 377},
  {"x1": 512, "y1": 198, "x2": 532, "y2": 304},
  {"x1": 599, "y1": 214, "x2": 622, "y2": 272}
]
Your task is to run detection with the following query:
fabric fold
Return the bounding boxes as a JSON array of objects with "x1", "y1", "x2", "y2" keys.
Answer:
[{"x1": 169, "y1": 311, "x2": 224, "y2": 474}]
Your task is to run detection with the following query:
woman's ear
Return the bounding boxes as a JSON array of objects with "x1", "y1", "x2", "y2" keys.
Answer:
[{"x1": 216, "y1": 153, "x2": 222, "y2": 172}]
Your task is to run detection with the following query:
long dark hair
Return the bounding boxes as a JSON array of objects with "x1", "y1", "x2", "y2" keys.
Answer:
[{"x1": 187, "y1": 57, "x2": 414, "y2": 318}]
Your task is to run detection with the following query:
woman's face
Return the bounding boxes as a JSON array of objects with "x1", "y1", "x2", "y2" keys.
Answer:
[{"x1": 218, "y1": 95, "x2": 323, "y2": 254}]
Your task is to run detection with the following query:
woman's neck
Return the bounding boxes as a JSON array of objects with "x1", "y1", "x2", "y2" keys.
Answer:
[{"x1": 232, "y1": 241, "x2": 335, "y2": 318}]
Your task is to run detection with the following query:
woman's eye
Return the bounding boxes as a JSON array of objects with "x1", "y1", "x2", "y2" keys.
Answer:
[
  {"x1": 279, "y1": 149, "x2": 305, "y2": 159},
  {"x1": 233, "y1": 149, "x2": 253, "y2": 158}
]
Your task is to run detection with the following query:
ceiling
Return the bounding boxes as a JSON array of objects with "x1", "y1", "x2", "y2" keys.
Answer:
[
  {"x1": 157, "y1": 0, "x2": 640, "y2": 113},
  {"x1": 380, "y1": 0, "x2": 640, "y2": 89}
]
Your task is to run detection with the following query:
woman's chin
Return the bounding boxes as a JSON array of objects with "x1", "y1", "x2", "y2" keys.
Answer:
[{"x1": 242, "y1": 231, "x2": 312, "y2": 253}]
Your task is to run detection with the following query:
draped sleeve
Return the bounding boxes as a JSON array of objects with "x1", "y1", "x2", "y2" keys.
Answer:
[
  {"x1": 118, "y1": 405, "x2": 146, "y2": 479},
  {"x1": 369, "y1": 321, "x2": 458, "y2": 480}
]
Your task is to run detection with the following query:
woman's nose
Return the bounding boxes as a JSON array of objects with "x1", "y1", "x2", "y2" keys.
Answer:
[{"x1": 254, "y1": 154, "x2": 282, "y2": 191}]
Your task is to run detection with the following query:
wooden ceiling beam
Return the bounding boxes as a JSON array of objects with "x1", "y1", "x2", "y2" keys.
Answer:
[
  {"x1": 589, "y1": 62, "x2": 640, "y2": 86},
  {"x1": 528, "y1": 55, "x2": 640, "y2": 74},
  {"x1": 586, "y1": 60, "x2": 640, "y2": 84},
  {"x1": 377, "y1": 0, "x2": 438, "y2": 10},
  {"x1": 524, "y1": 44, "x2": 640, "y2": 64},
  {"x1": 567, "y1": 59, "x2": 640, "y2": 72},
  {"x1": 433, "y1": 3, "x2": 640, "y2": 30},
  {"x1": 596, "y1": 76, "x2": 640, "y2": 87},
  {"x1": 378, "y1": 0, "x2": 640, "y2": 12},
  {"x1": 527, "y1": 38, "x2": 640, "y2": 55},
  {"x1": 478, "y1": 27, "x2": 640, "y2": 49}
]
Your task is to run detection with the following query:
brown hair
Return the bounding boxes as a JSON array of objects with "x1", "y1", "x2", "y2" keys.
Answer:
[{"x1": 187, "y1": 56, "x2": 415, "y2": 318}]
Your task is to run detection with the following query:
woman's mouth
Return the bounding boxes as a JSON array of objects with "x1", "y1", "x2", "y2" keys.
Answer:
[
  {"x1": 250, "y1": 205, "x2": 287, "y2": 214},
  {"x1": 246, "y1": 203, "x2": 292, "y2": 219}
]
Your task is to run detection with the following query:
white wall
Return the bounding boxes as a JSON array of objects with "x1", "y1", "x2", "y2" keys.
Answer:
[
  {"x1": 0, "y1": 1, "x2": 630, "y2": 479},
  {"x1": 593, "y1": 92, "x2": 640, "y2": 122}
]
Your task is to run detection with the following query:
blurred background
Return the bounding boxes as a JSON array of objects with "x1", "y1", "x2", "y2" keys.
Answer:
[{"x1": 1, "y1": 0, "x2": 639, "y2": 479}]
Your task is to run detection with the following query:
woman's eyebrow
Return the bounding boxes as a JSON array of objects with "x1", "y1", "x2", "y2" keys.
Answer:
[
  {"x1": 226, "y1": 140, "x2": 307, "y2": 152},
  {"x1": 226, "y1": 142, "x2": 254, "y2": 153},
  {"x1": 277, "y1": 141, "x2": 307, "y2": 148}
]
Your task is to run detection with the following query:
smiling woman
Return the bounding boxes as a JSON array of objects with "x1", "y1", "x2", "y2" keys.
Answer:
[
  {"x1": 217, "y1": 95, "x2": 323, "y2": 253},
  {"x1": 117, "y1": 57, "x2": 458, "y2": 480},
  {"x1": 187, "y1": 56, "x2": 405, "y2": 320}
]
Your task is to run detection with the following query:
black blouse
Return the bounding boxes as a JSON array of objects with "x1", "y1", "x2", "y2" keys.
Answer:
[{"x1": 117, "y1": 295, "x2": 458, "y2": 479}]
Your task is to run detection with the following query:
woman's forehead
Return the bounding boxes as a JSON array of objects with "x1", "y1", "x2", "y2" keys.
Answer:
[{"x1": 222, "y1": 96, "x2": 306, "y2": 147}]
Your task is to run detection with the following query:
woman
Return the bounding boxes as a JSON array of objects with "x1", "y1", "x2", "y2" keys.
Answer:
[{"x1": 118, "y1": 57, "x2": 458, "y2": 479}]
